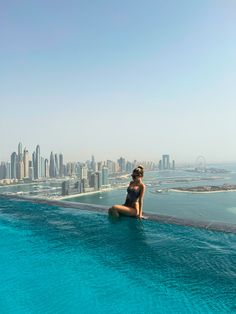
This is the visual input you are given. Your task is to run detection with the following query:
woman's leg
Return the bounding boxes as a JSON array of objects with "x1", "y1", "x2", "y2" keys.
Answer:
[{"x1": 108, "y1": 204, "x2": 137, "y2": 217}]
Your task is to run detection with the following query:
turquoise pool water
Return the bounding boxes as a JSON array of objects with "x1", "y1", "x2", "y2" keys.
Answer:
[{"x1": 0, "y1": 197, "x2": 236, "y2": 313}]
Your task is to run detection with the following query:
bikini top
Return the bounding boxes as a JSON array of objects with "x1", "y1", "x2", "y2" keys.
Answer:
[{"x1": 126, "y1": 185, "x2": 141, "y2": 202}]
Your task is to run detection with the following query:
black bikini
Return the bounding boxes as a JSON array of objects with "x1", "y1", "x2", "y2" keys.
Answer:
[{"x1": 123, "y1": 185, "x2": 141, "y2": 207}]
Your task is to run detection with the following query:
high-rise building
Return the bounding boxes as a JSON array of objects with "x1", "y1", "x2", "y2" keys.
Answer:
[
  {"x1": 97, "y1": 161, "x2": 103, "y2": 172},
  {"x1": 162, "y1": 155, "x2": 170, "y2": 170},
  {"x1": 6, "y1": 162, "x2": 11, "y2": 179},
  {"x1": 62, "y1": 181, "x2": 70, "y2": 196},
  {"x1": 11, "y1": 152, "x2": 17, "y2": 179},
  {"x1": 40, "y1": 157, "x2": 45, "y2": 178},
  {"x1": 80, "y1": 165, "x2": 88, "y2": 180},
  {"x1": 32, "y1": 152, "x2": 36, "y2": 178},
  {"x1": 59, "y1": 153, "x2": 64, "y2": 177},
  {"x1": 55, "y1": 154, "x2": 59, "y2": 177},
  {"x1": 18, "y1": 142, "x2": 23, "y2": 162},
  {"x1": 96, "y1": 171, "x2": 102, "y2": 190},
  {"x1": 17, "y1": 160, "x2": 24, "y2": 180},
  {"x1": 29, "y1": 161, "x2": 34, "y2": 181},
  {"x1": 91, "y1": 155, "x2": 96, "y2": 171},
  {"x1": 49, "y1": 152, "x2": 55, "y2": 178},
  {"x1": 126, "y1": 161, "x2": 133, "y2": 173},
  {"x1": 0, "y1": 162, "x2": 6, "y2": 180},
  {"x1": 23, "y1": 148, "x2": 29, "y2": 178},
  {"x1": 118, "y1": 157, "x2": 126, "y2": 173},
  {"x1": 35, "y1": 145, "x2": 41, "y2": 179},
  {"x1": 106, "y1": 160, "x2": 113, "y2": 174},
  {"x1": 44, "y1": 159, "x2": 49, "y2": 178},
  {"x1": 102, "y1": 166, "x2": 109, "y2": 186},
  {"x1": 91, "y1": 173, "x2": 99, "y2": 190}
]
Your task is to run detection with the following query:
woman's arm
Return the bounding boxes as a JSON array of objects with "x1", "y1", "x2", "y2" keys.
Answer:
[{"x1": 138, "y1": 184, "x2": 145, "y2": 218}]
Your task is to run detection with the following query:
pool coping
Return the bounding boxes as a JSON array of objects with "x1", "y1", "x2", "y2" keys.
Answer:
[{"x1": 1, "y1": 194, "x2": 236, "y2": 233}]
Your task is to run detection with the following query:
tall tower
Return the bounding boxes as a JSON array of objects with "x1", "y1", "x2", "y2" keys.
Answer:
[
  {"x1": 102, "y1": 166, "x2": 109, "y2": 186},
  {"x1": 41, "y1": 157, "x2": 45, "y2": 178},
  {"x1": 91, "y1": 155, "x2": 96, "y2": 171},
  {"x1": 17, "y1": 160, "x2": 24, "y2": 180},
  {"x1": 44, "y1": 159, "x2": 49, "y2": 178},
  {"x1": 162, "y1": 155, "x2": 170, "y2": 170},
  {"x1": 23, "y1": 148, "x2": 29, "y2": 178},
  {"x1": 49, "y1": 152, "x2": 55, "y2": 178},
  {"x1": 32, "y1": 152, "x2": 36, "y2": 179},
  {"x1": 80, "y1": 165, "x2": 88, "y2": 180},
  {"x1": 35, "y1": 145, "x2": 41, "y2": 179},
  {"x1": 59, "y1": 153, "x2": 64, "y2": 177},
  {"x1": 17, "y1": 142, "x2": 24, "y2": 180},
  {"x1": 54, "y1": 154, "x2": 59, "y2": 177},
  {"x1": 118, "y1": 157, "x2": 126, "y2": 173},
  {"x1": 11, "y1": 152, "x2": 17, "y2": 179},
  {"x1": 18, "y1": 142, "x2": 23, "y2": 162}
]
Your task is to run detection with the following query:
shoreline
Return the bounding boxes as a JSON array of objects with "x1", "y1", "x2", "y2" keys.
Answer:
[
  {"x1": 58, "y1": 185, "x2": 127, "y2": 200},
  {"x1": 169, "y1": 188, "x2": 236, "y2": 194}
]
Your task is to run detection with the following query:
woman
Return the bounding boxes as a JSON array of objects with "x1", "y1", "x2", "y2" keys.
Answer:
[{"x1": 108, "y1": 165, "x2": 145, "y2": 219}]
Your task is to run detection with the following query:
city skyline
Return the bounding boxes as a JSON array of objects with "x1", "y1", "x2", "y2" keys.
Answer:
[
  {"x1": 0, "y1": 141, "x2": 235, "y2": 164},
  {"x1": 0, "y1": 141, "x2": 165, "y2": 164},
  {"x1": 1, "y1": 1, "x2": 236, "y2": 163},
  {"x1": 0, "y1": 141, "x2": 159, "y2": 184}
]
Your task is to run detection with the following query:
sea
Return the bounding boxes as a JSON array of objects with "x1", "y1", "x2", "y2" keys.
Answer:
[{"x1": 66, "y1": 163, "x2": 236, "y2": 225}]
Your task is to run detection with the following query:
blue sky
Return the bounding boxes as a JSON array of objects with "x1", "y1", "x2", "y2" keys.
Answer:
[{"x1": 1, "y1": 0, "x2": 236, "y2": 163}]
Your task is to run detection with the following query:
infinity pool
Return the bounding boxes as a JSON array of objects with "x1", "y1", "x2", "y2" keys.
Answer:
[{"x1": 0, "y1": 197, "x2": 236, "y2": 313}]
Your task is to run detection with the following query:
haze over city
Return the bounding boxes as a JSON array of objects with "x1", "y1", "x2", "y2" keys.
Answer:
[{"x1": 1, "y1": 0, "x2": 236, "y2": 163}]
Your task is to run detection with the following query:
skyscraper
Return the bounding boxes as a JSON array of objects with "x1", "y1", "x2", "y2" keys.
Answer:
[
  {"x1": 96, "y1": 171, "x2": 102, "y2": 190},
  {"x1": 91, "y1": 155, "x2": 96, "y2": 171},
  {"x1": 91, "y1": 173, "x2": 99, "y2": 190},
  {"x1": 32, "y1": 152, "x2": 36, "y2": 179},
  {"x1": 6, "y1": 162, "x2": 11, "y2": 179},
  {"x1": 80, "y1": 165, "x2": 88, "y2": 180},
  {"x1": 162, "y1": 155, "x2": 170, "y2": 170},
  {"x1": 35, "y1": 145, "x2": 41, "y2": 179},
  {"x1": 18, "y1": 142, "x2": 23, "y2": 162},
  {"x1": 118, "y1": 157, "x2": 126, "y2": 173},
  {"x1": 102, "y1": 166, "x2": 109, "y2": 186},
  {"x1": 23, "y1": 148, "x2": 29, "y2": 178},
  {"x1": 54, "y1": 154, "x2": 59, "y2": 177},
  {"x1": 11, "y1": 152, "x2": 17, "y2": 179},
  {"x1": 0, "y1": 162, "x2": 6, "y2": 180},
  {"x1": 17, "y1": 160, "x2": 24, "y2": 180},
  {"x1": 59, "y1": 153, "x2": 64, "y2": 177},
  {"x1": 44, "y1": 159, "x2": 49, "y2": 178},
  {"x1": 49, "y1": 152, "x2": 55, "y2": 178},
  {"x1": 29, "y1": 161, "x2": 34, "y2": 181}
]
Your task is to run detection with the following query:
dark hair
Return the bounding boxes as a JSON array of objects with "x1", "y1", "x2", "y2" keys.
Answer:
[{"x1": 132, "y1": 165, "x2": 144, "y2": 178}]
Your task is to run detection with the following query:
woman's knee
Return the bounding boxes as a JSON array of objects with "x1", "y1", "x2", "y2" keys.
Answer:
[{"x1": 108, "y1": 205, "x2": 120, "y2": 217}]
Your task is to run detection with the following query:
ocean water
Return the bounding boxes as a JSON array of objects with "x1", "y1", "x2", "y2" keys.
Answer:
[
  {"x1": 0, "y1": 197, "x2": 236, "y2": 313},
  {"x1": 67, "y1": 167, "x2": 236, "y2": 224}
]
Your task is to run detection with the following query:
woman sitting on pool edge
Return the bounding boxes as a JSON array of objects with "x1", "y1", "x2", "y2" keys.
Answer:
[{"x1": 108, "y1": 165, "x2": 146, "y2": 219}]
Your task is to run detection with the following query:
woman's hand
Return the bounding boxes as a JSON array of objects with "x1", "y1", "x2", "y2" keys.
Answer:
[{"x1": 138, "y1": 213, "x2": 148, "y2": 220}]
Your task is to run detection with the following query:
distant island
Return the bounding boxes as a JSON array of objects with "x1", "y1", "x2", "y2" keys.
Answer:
[
  {"x1": 170, "y1": 184, "x2": 236, "y2": 193},
  {"x1": 186, "y1": 167, "x2": 230, "y2": 174}
]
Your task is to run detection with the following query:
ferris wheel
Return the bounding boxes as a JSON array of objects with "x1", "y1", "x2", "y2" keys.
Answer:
[{"x1": 195, "y1": 155, "x2": 206, "y2": 171}]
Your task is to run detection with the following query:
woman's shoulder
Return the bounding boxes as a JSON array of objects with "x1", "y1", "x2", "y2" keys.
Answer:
[{"x1": 140, "y1": 182, "x2": 145, "y2": 189}]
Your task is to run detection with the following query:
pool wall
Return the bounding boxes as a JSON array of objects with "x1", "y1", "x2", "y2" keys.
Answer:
[{"x1": 1, "y1": 194, "x2": 236, "y2": 233}]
